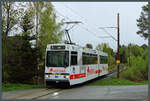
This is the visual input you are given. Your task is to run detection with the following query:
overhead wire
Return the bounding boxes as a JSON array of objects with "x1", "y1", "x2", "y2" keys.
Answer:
[
  {"x1": 101, "y1": 28, "x2": 117, "y2": 41},
  {"x1": 54, "y1": 3, "x2": 117, "y2": 50},
  {"x1": 62, "y1": 3, "x2": 117, "y2": 40},
  {"x1": 54, "y1": 7, "x2": 102, "y2": 39}
]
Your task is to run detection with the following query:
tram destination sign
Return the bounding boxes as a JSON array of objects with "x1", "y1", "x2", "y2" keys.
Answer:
[{"x1": 51, "y1": 45, "x2": 65, "y2": 50}]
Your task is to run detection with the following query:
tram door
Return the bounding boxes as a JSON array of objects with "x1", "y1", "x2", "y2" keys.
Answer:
[
  {"x1": 98, "y1": 55, "x2": 101, "y2": 76},
  {"x1": 78, "y1": 50, "x2": 84, "y2": 74},
  {"x1": 70, "y1": 51, "x2": 80, "y2": 75}
]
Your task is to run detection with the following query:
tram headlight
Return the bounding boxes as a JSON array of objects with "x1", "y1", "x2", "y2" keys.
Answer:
[
  {"x1": 64, "y1": 75, "x2": 69, "y2": 79},
  {"x1": 45, "y1": 75, "x2": 49, "y2": 78},
  {"x1": 66, "y1": 75, "x2": 69, "y2": 78}
]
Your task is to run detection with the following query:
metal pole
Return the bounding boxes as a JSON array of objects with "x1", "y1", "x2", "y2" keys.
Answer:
[
  {"x1": 64, "y1": 21, "x2": 82, "y2": 44},
  {"x1": 65, "y1": 29, "x2": 72, "y2": 44},
  {"x1": 117, "y1": 13, "x2": 120, "y2": 78}
]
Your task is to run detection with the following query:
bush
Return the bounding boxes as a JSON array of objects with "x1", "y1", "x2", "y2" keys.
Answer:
[{"x1": 121, "y1": 51, "x2": 148, "y2": 81}]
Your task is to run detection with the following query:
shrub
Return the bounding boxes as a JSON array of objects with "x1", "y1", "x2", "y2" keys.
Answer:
[{"x1": 121, "y1": 51, "x2": 148, "y2": 81}]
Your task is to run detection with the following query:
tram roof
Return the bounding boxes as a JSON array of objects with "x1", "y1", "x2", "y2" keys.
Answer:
[{"x1": 47, "y1": 43, "x2": 108, "y2": 56}]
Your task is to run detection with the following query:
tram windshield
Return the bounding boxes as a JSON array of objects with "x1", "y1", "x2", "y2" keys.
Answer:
[{"x1": 46, "y1": 51, "x2": 69, "y2": 67}]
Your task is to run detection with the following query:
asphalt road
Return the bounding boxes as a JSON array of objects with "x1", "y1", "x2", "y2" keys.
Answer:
[{"x1": 3, "y1": 85, "x2": 148, "y2": 100}]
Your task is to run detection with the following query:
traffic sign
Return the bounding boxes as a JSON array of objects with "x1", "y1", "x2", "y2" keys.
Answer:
[{"x1": 116, "y1": 60, "x2": 120, "y2": 64}]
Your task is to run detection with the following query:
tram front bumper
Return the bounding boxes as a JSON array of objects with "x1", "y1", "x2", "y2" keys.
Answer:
[{"x1": 45, "y1": 79, "x2": 70, "y2": 86}]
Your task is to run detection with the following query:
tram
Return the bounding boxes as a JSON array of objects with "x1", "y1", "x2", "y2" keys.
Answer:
[{"x1": 45, "y1": 43, "x2": 108, "y2": 87}]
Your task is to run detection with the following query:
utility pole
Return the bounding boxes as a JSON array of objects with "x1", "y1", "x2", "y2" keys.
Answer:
[
  {"x1": 117, "y1": 13, "x2": 120, "y2": 78},
  {"x1": 98, "y1": 13, "x2": 120, "y2": 78}
]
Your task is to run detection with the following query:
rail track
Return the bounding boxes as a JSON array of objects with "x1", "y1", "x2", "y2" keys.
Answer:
[
  {"x1": 108, "y1": 65, "x2": 125, "y2": 75},
  {"x1": 3, "y1": 66, "x2": 126, "y2": 100},
  {"x1": 31, "y1": 89, "x2": 65, "y2": 100},
  {"x1": 31, "y1": 66, "x2": 126, "y2": 100}
]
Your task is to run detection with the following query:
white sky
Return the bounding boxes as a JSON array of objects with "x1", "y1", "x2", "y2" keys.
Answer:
[{"x1": 52, "y1": 2, "x2": 148, "y2": 50}]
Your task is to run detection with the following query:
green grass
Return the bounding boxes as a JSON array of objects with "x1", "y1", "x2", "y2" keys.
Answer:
[
  {"x1": 88, "y1": 77, "x2": 148, "y2": 86},
  {"x1": 2, "y1": 83, "x2": 45, "y2": 92}
]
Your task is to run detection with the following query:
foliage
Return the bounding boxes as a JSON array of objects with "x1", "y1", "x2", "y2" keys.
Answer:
[
  {"x1": 120, "y1": 44, "x2": 145, "y2": 64},
  {"x1": 37, "y1": 2, "x2": 63, "y2": 60},
  {"x1": 20, "y1": 10, "x2": 34, "y2": 33},
  {"x1": 2, "y1": 2, "x2": 19, "y2": 36},
  {"x1": 2, "y1": 2, "x2": 64, "y2": 84},
  {"x1": 95, "y1": 42, "x2": 148, "y2": 82},
  {"x1": 120, "y1": 45, "x2": 128, "y2": 63},
  {"x1": 129, "y1": 44, "x2": 144, "y2": 57},
  {"x1": 86, "y1": 43, "x2": 93, "y2": 49},
  {"x1": 136, "y1": 4, "x2": 148, "y2": 39},
  {"x1": 141, "y1": 44, "x2": 148, "y2": 50},
  {"x1": 108, "y1": 64, "x2": 116, "y2": 70},
  {"x1": 5, "y1": 34, "x2": 38, "y2": 83},
  {"x1": 121, "y1": 51, "x2": 148, "y2": 81},
  {"x1": 2, "y1": 2, "x2": 21, "y2": 82},
  {"x1": 96, "y1": 43, "x2": 115, "y2": 65}
]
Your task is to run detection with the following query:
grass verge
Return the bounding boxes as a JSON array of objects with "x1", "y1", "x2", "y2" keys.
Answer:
[
  {"x1": 88, "y1": 76, "x2": 148, "y2": 86},
  {"x1": 2, "y1": 83, "x2": 45, "y2": 92}
]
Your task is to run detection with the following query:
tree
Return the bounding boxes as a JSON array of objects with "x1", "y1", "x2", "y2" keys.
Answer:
[
  {"x1": 120, "y1": 45, "x2": 128, "y2": 63},
  {"x1": 29, "y1": 2, "x2": 44, "y2": 42},
  {"x1": 96, "y1": 43, "x2": 114, "y2": 55},
  {"x1": 6, "y1": 35, "x2": 38, "y2": 83},
  {"x1": 37, "y1": 2, "x2": 64, "y2": 60},
  {"x1": 96, "y1": 43, "x2": 115, "y2": 65},
  {"x1": 96, "y1": 44, "x2": 103, "y2": 51},
  {"x1": 20, "y1": 10, "x2": 34, "y2": 33},
  {"x1": 136, "y1": 4, "x2": 148, "y2": 39},
  {"x1": 86, "y1": 43, "x2": 93, "y2": 49},
  {"x1": 128, "y1": 44, "x2": 144, "y2": 57},
  {"x1": 5, "y1": 8, "x2": 38, "y2": 83},
  {"x1": 2, "y1": 2, "x2": 20, "y2": 82},
  {"x1": 2, "y1": 2, "x2": 19, "y2": 37},
  {"x1": 2, "y1": 2, "x2": 64, "y2": 83},
  {"x1": 141, "y1": 44, "x2": 148, "y2": 50}
]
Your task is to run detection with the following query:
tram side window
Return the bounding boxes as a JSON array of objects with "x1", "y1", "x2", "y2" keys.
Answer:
[
  {"x1": 83, "y1": 53, "x2": 98, "y2": 65},
  {"x1": 71, "y1": 51, "x2": 77, "y2": 65},
  {"x1": 83, "y1": 53, "x2": 87, "y2": 65},
  {"x1": 100, "y1": 56, "x2": 108, "y2": 64}
]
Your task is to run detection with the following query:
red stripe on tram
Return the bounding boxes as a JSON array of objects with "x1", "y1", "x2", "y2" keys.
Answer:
[
  {"x1": 70, "y1": 73, "x2": 86, "y2": 80},
  {"x1": 70, "y1": 69, "x2": 103, "y2": 80}
]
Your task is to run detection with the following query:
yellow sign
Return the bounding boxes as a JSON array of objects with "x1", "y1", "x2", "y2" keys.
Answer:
[{"x1": 116, "y1": 60, "x2": 120, "y2": 64}]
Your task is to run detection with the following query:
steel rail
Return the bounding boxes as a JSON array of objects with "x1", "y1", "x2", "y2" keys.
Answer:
[{"x1": 31, "y1": 89, "x2": 65, "y2": 100}]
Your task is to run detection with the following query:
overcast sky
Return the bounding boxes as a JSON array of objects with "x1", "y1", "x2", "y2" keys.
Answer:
[{"x1": 52, "y1": 2, "x2": 148, "y2": 50}]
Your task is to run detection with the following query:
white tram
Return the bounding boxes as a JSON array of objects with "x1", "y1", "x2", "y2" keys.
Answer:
[{"x1": 45, "y1": 44, "x2": 108, "y2": 87}]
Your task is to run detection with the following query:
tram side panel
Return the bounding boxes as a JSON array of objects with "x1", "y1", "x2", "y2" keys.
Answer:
[
  {"x1": 69, "y1": 50, "x2": 87, "y2": 85},
  {"x1": 85, "y1": 64, "x2": 99, "y2": 81},
  {"x1": 82, "y1": 53, "x2": 99, "y2": 82},
  {"x1": 99, "y1": 64, "x2": 108, "y2": 76},
  {"x1": 69, "y1": 52, "x2": 99, "y2": 85},
  {"x1": 99, "y1": 55, "x2": 108, "y2": 77}
]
